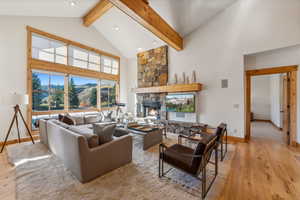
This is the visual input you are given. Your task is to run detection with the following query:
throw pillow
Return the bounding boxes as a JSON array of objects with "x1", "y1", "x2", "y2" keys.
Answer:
[
  {"x1": 62, "y1": 115, "x2": 75, "y2": 125},
  {"x1": 102, "y1": 111, "x2": 114, "y2": 122},
  {"x1": 68, "y1": 126, "x2": 99, "y2": 148},
  {"x1": 93, "y1": 123, "x2": 116, "y2": 144},
  {"x1": 58, "y1": 114, "x2": 64, "y2": 122},
  {"x1": 97, "y1": 113, "x2": 103, "y2": 122}
]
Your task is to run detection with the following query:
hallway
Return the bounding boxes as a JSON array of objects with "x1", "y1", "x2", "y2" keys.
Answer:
[
  {"x1": 251, "y1": 121, "x2": 285, "y2": 144},
  {"x1": 219, "y1": 122, "x2": 300, "y2": 200}
]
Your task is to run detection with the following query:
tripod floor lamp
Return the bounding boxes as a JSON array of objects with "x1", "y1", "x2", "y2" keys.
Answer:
[{"x1": 0, "y1": 93, "x2": 35, "y2": 153}]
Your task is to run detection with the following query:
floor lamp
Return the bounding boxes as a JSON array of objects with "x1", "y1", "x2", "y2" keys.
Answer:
[{"x1": 0, "y1": 93, "x2": 35, "y2": 153}]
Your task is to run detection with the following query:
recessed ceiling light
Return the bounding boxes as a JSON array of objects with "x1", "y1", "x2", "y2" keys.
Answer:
[
  {"x1": 137, "y1": 48, "x2": 143, "y2": 52},
  {"x1": 67, "y1": 0, "x2": 78, "y2": 7},
  {"x1": 113, "y1": 26, "x2": 120, "y2": 31}
]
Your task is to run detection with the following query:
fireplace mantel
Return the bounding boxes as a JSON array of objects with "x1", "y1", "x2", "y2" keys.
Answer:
[{"x1": 133, "y1": 83, "x2": 202, "y2": 94}]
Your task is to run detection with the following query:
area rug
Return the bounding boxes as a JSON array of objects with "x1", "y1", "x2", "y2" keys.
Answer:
[{"x1": 7, "y1": 134, "x2": 236, "y2": 200}]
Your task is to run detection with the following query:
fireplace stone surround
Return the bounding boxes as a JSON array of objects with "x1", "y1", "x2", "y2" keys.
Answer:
[
  {"x1": 136, "y1": 46, "x2": 168, "y2": 120},
  {"x1": 136, "y1": 93, "x2": 167, "y2": 120}
]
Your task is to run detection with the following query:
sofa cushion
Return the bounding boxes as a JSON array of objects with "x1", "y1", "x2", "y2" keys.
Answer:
[
  {"x1": 84, "y1": 115, "x2": 99, "y2": 124},
  {"x1": 52, "y1": 120, "x2": 71, "y2": 129},
  {"x1": 163, "y1": 144, "x2": 195, "y2": 174},
  {"x1": 93, "y1": 123, "x2": 116, "y2": 144},
  {"x1": 68, "y1": 126, "x2": 99, "y2": 148},
  {"x1": 68, "y1": 114, "x2": 85, "y2": 125}
]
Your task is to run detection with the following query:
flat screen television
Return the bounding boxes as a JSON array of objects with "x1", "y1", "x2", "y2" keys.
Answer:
[{"x1": 165, "y1": 94, "x2": 195, "y2": 113}]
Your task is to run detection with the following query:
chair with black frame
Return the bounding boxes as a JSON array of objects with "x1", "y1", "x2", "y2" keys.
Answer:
[
  {"x1": 158, "y1": 133, "x2": 219, "y2": 199},
  {"x1": 192, "y1": 123, "x2": 228, "y2": 161},
  {"x1": 217, "y1": 123, "x2": 228, "y2": 161}
]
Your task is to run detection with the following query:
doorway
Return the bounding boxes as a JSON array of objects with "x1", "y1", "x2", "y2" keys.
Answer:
[{"x1": 245, "y1": 66, "x2": 298, "y2": 146}]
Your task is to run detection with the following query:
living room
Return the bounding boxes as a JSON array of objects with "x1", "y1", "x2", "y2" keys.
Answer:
[{"x1": 1, "y1": 0, "x2": 300, "y2": 199}]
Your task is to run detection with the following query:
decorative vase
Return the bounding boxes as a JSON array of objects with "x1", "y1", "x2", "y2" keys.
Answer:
[
  {"x1": 174, "y1": 73, "x2": 178, "y2": 84},
  {"x1": 182, "y1": 72, "x2": 186, "y2": 84},
  {"x1": 192, "y1": 70, "x2": 196, "y2": 83}
]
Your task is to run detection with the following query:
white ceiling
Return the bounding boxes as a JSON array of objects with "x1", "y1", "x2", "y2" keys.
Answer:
[
  {"x1": 149, "y1": 0, "x2": 237, "y2": 36},
  {"x1": 93, "y1": 0, "x2": 237, "y2": 58},
  {"x1": 93, "y1": 7, "x2": 165, "y2": 58},
  {"x1": 0, "y1": 0, "x2": 238, "y2": 58},
  {"x1": 0, "y1": 0, "x2": 98, "y2": 17}
]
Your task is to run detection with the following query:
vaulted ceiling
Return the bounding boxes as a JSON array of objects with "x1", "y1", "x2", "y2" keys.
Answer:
[{"x1": 0, "y1": 0, "x2": 238, "y2": 58}]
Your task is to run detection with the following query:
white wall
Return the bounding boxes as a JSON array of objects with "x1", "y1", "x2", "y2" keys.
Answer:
[
  {"x1": 269, "y1": 75, "x2": 282, "y2": 128},
  {"x1": 251, "y1": 74, "x2": 283, "y2": 127},
  {"x1": 126, "y1": 58, "x2": 138, "y2": 115},
  {"x1": 126, "y1": 0, "x2": 300, "y2": 139},
  {"x1": 251, "y1": 76, "x2": 271, "y2": 120},
  {"x1": 0, "y1": 16, "x2": 128, "y2": 142}
]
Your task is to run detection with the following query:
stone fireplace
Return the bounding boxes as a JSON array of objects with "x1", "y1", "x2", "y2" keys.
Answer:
[{"x1": 136, "y1": 46, "x2": 168, "y2": 120}]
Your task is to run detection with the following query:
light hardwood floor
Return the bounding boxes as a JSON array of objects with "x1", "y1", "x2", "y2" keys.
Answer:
[
  {"x1": 0, "y1": 122, "x2": 299, "y2": 200},
  {"x1": 219, "y1": 122, "x2": 300, "y2": 200}
]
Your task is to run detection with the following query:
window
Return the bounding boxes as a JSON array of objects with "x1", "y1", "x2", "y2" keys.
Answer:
[
  {"x1": 69, "y1": 76, "x2": 98, "y2": 110},
  {"x1": 32, "y1": 72, "x2": 49, "y2": 111},
  {"x1": 101, "y1": 57, "x2": 119, "y2": 75},
  {"x1": 49, "y1": 74, "x2": 65, "y2": 110},
  {"x1": 31, "y1": 33, "x2": 119, "y2": 75},
  {"x1": 101, "y1": 80, "x2": 116, "y2": 108},
  {"x1": 32, "y1": 71, "x2": 117, "y2": 112},
  {"x1": 32, "y1": 71, "x2": 65, "y2": 111},
  {"x1": 32, "y1": 34, "x2": 67, "y2": 64},
  {"x1": 29, "y1": 28, "x2": 120, "y2": 133},
  {"x1": 68, "y1": 46, "x2": 101, "y2": 71}
]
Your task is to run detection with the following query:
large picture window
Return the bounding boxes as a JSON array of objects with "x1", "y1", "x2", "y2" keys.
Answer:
[
  {"x1": 32, "y1": 71, "x2": 65, "y2": 111},
  {"x1": 69, "y1": 76, "x2": 98, "y2": 110},
  {"x1": 28, "y1": 27, "x2": 120, "y2": 133},
  {"x1": 32, "y1": 70, "x2": 117, "y2": 112}
]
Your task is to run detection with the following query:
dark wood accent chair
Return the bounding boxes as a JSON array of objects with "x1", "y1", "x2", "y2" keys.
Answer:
[{"x1": 159, "y1": 133, "x2": 218, "y2": 199}]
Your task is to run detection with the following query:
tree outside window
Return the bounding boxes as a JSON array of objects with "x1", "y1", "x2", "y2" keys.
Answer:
[
  {"x1": 69, "y1": 76, "x2": 98, "y2": 110},
  {"x1": 101, "y1": 80, "x2": 116, "y2": 108}
]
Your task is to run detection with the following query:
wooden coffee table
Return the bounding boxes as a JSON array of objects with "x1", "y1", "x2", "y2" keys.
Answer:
[{"x1": 127, "y1": 124, "x2": 163, "y2": 150}]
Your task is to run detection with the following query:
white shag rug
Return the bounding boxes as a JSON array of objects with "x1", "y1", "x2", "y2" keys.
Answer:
[{"x1": 7, "y1": 134, "x2": 236, "y2": 200}]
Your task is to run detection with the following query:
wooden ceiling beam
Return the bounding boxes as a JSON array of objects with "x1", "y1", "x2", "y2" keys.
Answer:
[
  {"x1": 83, "y1": 0, "x2": 113, "y2": 27},
  {"x1": 142, "y1": 0, "x2": 149, "y2": 5},
  {"x1": 108, "y1": 0, "x2": 183, "y2": 51}
]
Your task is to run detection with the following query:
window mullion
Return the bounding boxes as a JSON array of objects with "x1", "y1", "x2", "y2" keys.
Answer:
[
  {"x1": 87, "y1": 53, "x2": 90, "y2": 70},
  {"x1": 64, "y1": 74, "x2": 69, "y2": 112},
  {"x1": 48, "y1": 73, "x2": 51, "y2": 111},
  {"x1": 98, "y1": 79, "x2": 101, "y2": 110}
]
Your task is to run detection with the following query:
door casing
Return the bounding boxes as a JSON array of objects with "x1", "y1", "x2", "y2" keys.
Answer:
[{"x1": 244, "y1": 65, "x2": 298, "y2": 146}]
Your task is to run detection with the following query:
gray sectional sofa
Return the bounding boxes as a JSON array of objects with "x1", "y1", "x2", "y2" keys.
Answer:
[{"x1": 39, "y1": 115, "x2": 132, "y2": 183}]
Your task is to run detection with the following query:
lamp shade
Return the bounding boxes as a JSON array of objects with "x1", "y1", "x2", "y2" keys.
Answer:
[{"x1": 2, "y1": 93, "x2": 29, "y2": 106}]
